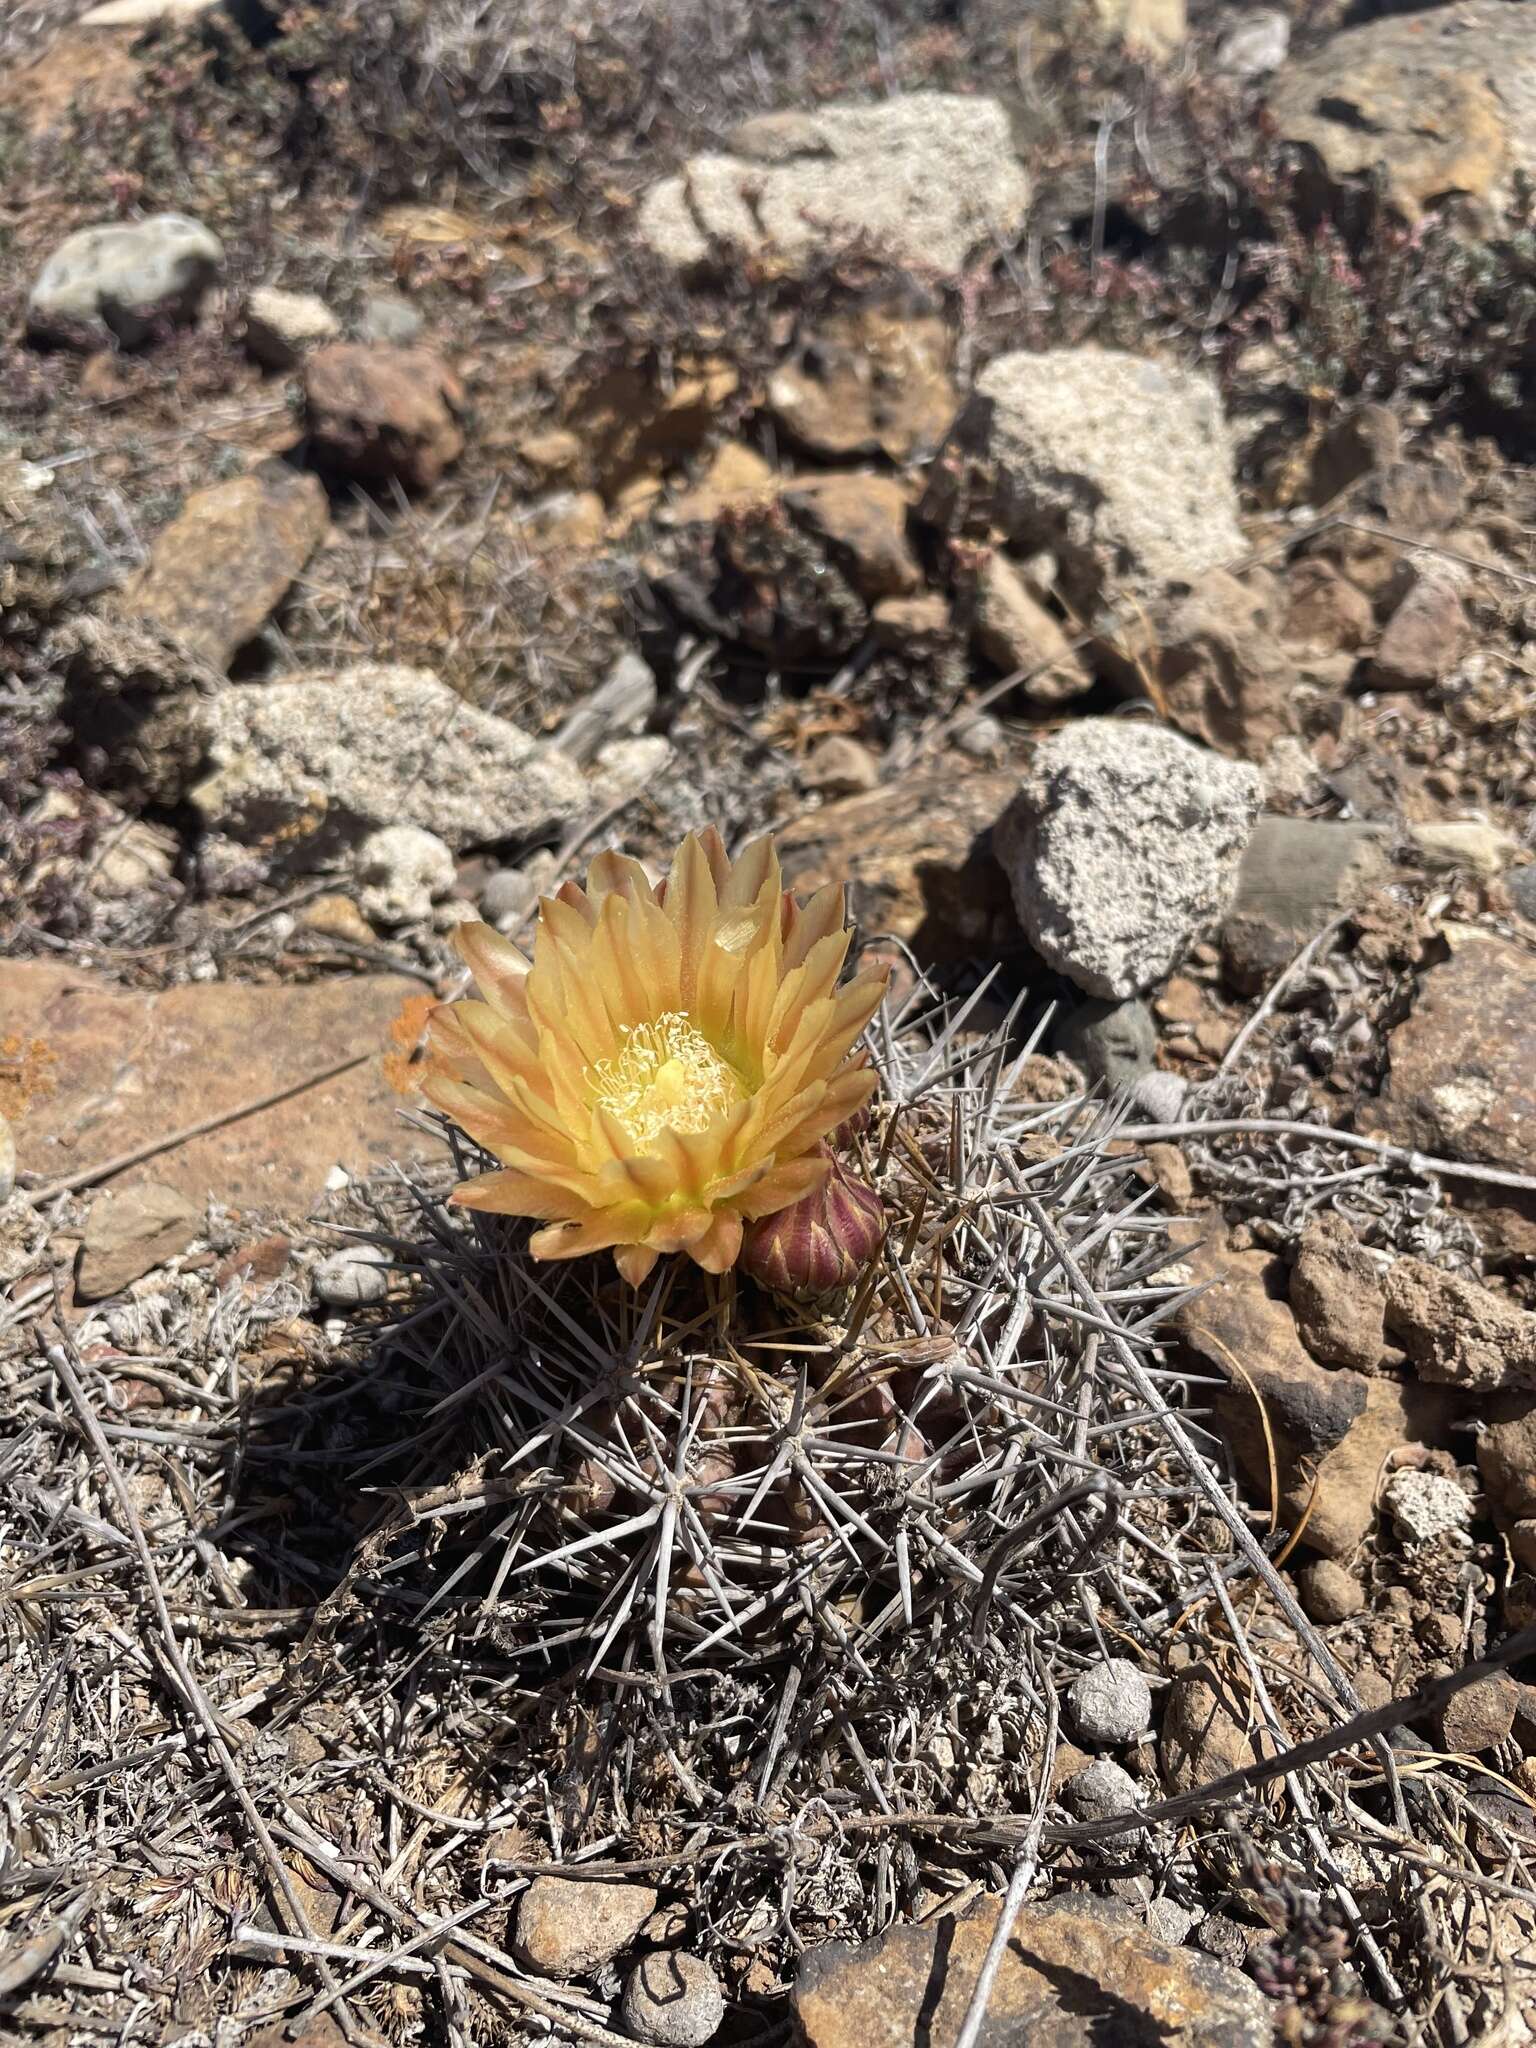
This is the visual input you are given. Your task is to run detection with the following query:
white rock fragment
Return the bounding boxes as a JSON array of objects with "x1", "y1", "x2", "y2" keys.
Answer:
[
  {"x1": 314, "y1": 1245, "x2": 391, "y2": 1309},
  {"x1": 995, "y1": 719, "x2": 1263, "y2": 998},
  {"x1": 28, "y1": 215, "x2": 223, "y2": 348},
  {"x1": 356, "y1": 824, "x2": 455, "y2": 926}
]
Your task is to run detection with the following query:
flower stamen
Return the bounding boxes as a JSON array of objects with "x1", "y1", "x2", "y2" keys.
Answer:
[{"x1": 589, "y1": 1012, "x2": 745, "y2": 1147}]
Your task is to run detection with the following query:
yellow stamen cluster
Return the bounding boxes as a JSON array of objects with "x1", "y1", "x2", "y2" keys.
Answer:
[
  {"x1": 589, "y1": 1014, "x2": 746, "y2": 1147},
  {"x1": 410, "y1": 827, "x2": 887, "y2": 1286}
]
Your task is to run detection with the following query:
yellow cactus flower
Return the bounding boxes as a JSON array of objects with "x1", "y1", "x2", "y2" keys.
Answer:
[{"x1": 415, "y1": 828, "x2": 887, "y2": 1286}]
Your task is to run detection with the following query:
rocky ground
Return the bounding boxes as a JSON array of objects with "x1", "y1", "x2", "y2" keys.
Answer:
[{"x1": 5, "y1": 0, "x2": 1536, "y2": 2042}]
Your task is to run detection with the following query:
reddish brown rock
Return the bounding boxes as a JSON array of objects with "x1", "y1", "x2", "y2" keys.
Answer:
[
  {"x1": 1439, "y1": 1675, "x2": 1519, "y2": 1756},
  {"x1": 795, "y1": 1894, "x2": 1269, "y2": 2048},
  {"x1": 777, "y1": 769, "x2": 1017, "y2": 959},
  {"x1": 1113, "y1": 569, "x2": 1301, "y2": 761},
  {"x1": 304, "y1": 343, "x2": 465, "y2": 491},
  {"x1": 1174, "y1": 1235, "x2": 1458, "y2": 1557},
  {"x1": 782, "y1": 474, "x2": 920, "y2": 600},
  {"x1": 511, "y1": 1877, "x2": 657, "y2": 1979},
  {"x1": 965, "y1": 552, "x2": 1090, "y2": 703},
  {"x1": 76, "y1": 1180, "x2": 200, "y2": 1301},
  {"x1": 1480, "y1": 1394, "x2": 1536, "y2": 1523},
  {"x1": 6, "y1": 962, "x2": 437, "y2": 1213},
  {"x1": 1289, "y1": 1214, "x2": 1386, "y2": 1373},
  {"x1": 120, "y1": 459, "x2": 328, "y2": 672},
  {"x1": 1371, "y1": 574, "x2": 1468, "y2": 690},
  {"x1": 1369, "y1": 934, "x2": 1536, "y2": 1256}
]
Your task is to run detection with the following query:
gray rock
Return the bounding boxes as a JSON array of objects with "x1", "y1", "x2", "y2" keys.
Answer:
[
  {"x1": 512, "y1": 1877, "x2": 658, "y2": 1979},
  {"x1": 77, "y1": 1182, "x2": 200, "y2": 1302},
  {"x1": 190, "y1": 665, "x2": 586, "y2": 856},
  {"x1": 1145, "y1": 1897, "x2": 1197, "y2": 1945},
  {"x1": 314, "y1": 1245, "x2": 390, "y2": 1309},
  {"x1": 355, "y1": 824, "x2": 455, "y2": 926},
  {"x1": 1511, "y1": 865, "x2": 1536, "y2": 922},
  {"x1": 28, "y1": 215, "x2": 223, "y2": 349},
  {"x1": 640, "y1": 94, "x2": 1030, "y2": 280},
  {"x1": 1221, "y1": 817, "x2": 1392, "y2": 994},
  {"x1": 479, "y1": 851, "x2": 559, "y2": 933},
  {"x1": 1059, "y1": 1757, "x2": 1145, "y2": 1830},
  {"x1": 0, "y1": 1112, "x2": 13, "y2": 1207},
  {"x1": 551, "y1": 650, "x2": 657, "y2": 767},
  {"x1": 1066, "y1": 1659, "x2": 1154, "y2": 1745},
  {"x1": 1216, "y1": 8, "x2": 1288, "y2": 77},
  {"x1": 244, "y1": 286, "x2": 339, "y2": 371},
  {"x1": 925, "y1": 350, "x2": 1244, "y2": 613},
  {"x1": 996, "y1": 719, "x2": 1263, "y2": 999},
  {"x1": 1131, "y1": 1068, "x2": 1188, "y2": 1123},
  {"x1": 619, "y1": 1952, "x2": 726, "y2": 2047},
  {"x1": 356, "y1": 291, "x2": 425, "y2": 346},
  {"x1": 1055, "y1": 997, "x2": 1157, "y2": 1091}
]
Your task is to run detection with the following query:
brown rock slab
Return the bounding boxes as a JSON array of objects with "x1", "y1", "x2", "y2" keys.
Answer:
[
  {"x1": 5, "y1": 962, "x2": 437, "y2": 1213},
  {"x1": 1479, "y1": 1394, "x2": 1536, "y2": 1523},
  {"x1": 1175, "y1": 1236, "x2": 1459, "y2": 1556},
  {"x1": 782, "y1": 474, "x2": 920, "y2": 600},
  {"x1": 1289, "y1": 1214, "x2": 1386, "y2": 1373},
  {"x1": 1117, "y1": 569, "x2": 1302, "y2": 761},
  {"x1": 511, "y1": 1877, "x2": 657, "y2": 1980},
  {"x1": 794, "y1": 1893, "x2": 1269, "y2": 2048},
  {"x1": 304, "y1": 343, "x2": 465, "y2": 492},
  {"x1": 1174, "y1": 1237, "x2": 1370, "y2": 1459},
  {"x1": 777, "y1": 769, "x2": 1018, "y2": 959},
  {"x1": 120, "y1": 459, "x2": 328, "y2": 672},
  {"x1": 768, "y1": 303, "x2": 956, "y2": 463},
  {"x1": 1385, "y1": 1257, "x2": 1536, "y2": 1392},
  {"x1": 76, "y1": 1179, "x2": 200, "y2": 1300},
  {"x1": 1370, "y1": 933, "x2": 1536, "y2": 1256}
]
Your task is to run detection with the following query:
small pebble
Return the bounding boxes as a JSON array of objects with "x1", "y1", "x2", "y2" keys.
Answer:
[
  {"x1": 1059, "y1": 1756, "x2": 1144, "y2": 1830},
  {"x1": 619, "y1": 1951, "x2": 726, "y2": 2047},
  {"x1": 357, "y1": 289, "x2": 424, "y2": 345},
  {"x1": 1298, "y1": 1558, "x2": 1365, "y2": 1625},
  {"x1": 313, "y1": 1245, "x2": 391, "y2": 1308},
  {"x1": 512, "y1": 1876, "x2": 657, "y2": 1979},
  {"x1": 1066, "y1": 1658, "x2": 1153, "y2": 1746},
  {"x1": 1145, "y1": 1897, "x2": 1195, "y2": 1946}
]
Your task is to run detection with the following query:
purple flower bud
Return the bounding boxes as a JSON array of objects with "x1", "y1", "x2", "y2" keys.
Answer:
[{"x1": 740, "y1": 1149, "x2": 885, "y2": 1299}]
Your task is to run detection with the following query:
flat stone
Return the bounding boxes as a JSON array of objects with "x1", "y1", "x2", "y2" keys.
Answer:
[
  {"x1": 1221, "y1": 818, "x2": 1392, "y2": 994},
  {"x1": 190, "y1": 665, "x2": 585, "y2": 856},
  {"x1": 1268, "y1": 1, "x2": 1536, "y2": 223},
  {"x1": 1369, "y1": 933, "x2": 1536, "y2": 1256},
  {"x1": 76, "y1": 1180, "x2": 200, "y2": 1301},
  {"x1": 1439, "y1": 1675, "x2": 1519, "y2": 1756},
  {"x1": 511, "y1": 1877, "x2": 657, "y2": 1980},
  {"x1": 794, "y1": 1894, "x2": 1270, "y2": 2048},
  {"x1": 778, "y1": 769, "x2": 1019, "y2": 958},
  {"x1": 28, "y1": 214, "x2": 223, "y2": 350},
  {"x1": 996, "y1": 719, "x2": 1262, "y2": 999},
  {"x1": 924, "y1": 349, "x2": 1244, "y2": 614},
  {"x1": 1385, "y1": 1258, "x2": 1536, "y2": 1392},
  {"x1": 640, "y1": 94, "x2": 1030, "y2": 280},
  {"x1": 119, "y1": 459, "x2": 328, "y2": 672},
  {"x1": 5, "y1": 961, "x2": 438, "y2": 1212}
]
